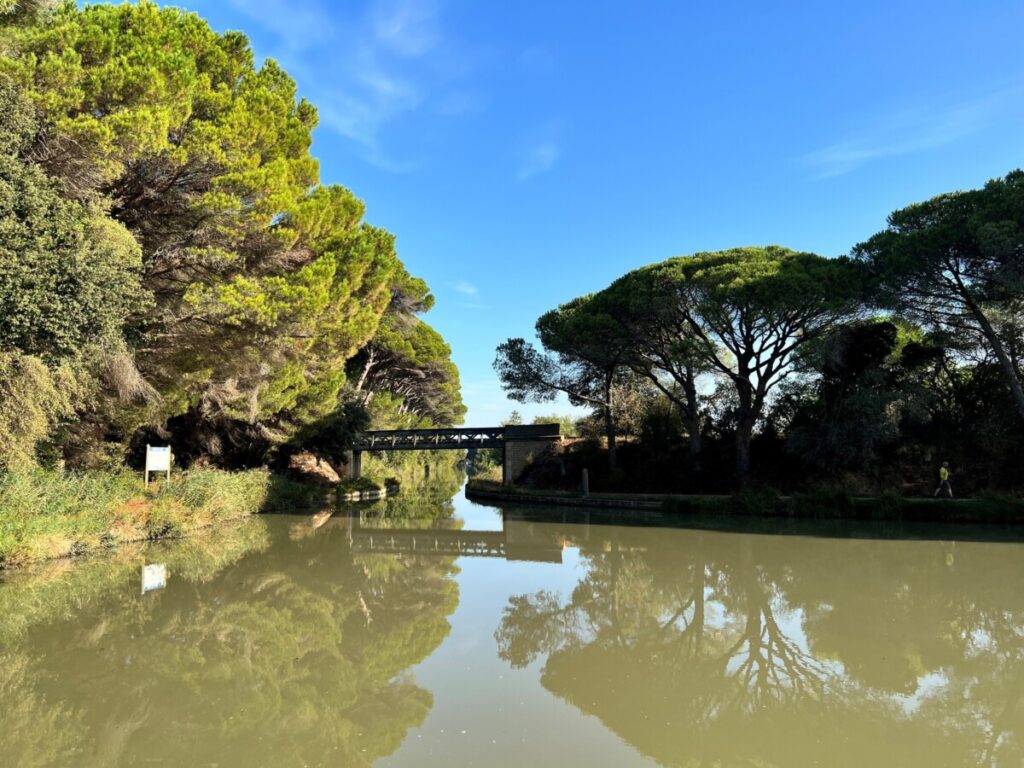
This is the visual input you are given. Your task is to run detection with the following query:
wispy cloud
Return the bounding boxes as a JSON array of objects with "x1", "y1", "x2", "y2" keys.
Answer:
[
  {"x1": 223, "y1": 0, "x2": 472, "y2": 171},
  {"x1": 804, "y1": 87, "x2": 1021, "y2": 178},
  {"x1": 517, "y1": 140, "x2": 560, "y2": 180},
  {"x1": 448, "y1": 280, "x2": 485, "y2": 308},
  {"x1": 452, "y1": 280, "x2": 478, "y2": 297},
  {"x1": 224, "y1": 0, "x2": 336, "y2": 52},
  {"x1": 371, "y1": 0, "x2": 440, "y2": 58}
]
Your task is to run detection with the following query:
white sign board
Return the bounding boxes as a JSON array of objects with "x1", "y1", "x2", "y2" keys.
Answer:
[
  {"x1": 141, "y1": 563, "x2": 167, "y2": 594},
  {"x1": 145, "y1": 444, "x2": 172, "y2": 487},
  {"x1": 147, "y1": 446, "x2": 171, "y2": 471}
]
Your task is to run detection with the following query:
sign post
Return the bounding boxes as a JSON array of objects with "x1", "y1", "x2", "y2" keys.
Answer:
[{"x1": 145, "y1": 445, "x2": 172, "y2": 488}]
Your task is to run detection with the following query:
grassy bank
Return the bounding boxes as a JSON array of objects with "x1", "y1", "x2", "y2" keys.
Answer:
[
  {"x1": 466, "y1": 480, "x2": 1024, "y2": 524},
  {"x1": 0, "y1": 469, "x2": 318, "y2": 569}
]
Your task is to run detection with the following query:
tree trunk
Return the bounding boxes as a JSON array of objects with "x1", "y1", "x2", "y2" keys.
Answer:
[
  {"x1": 604, "y1": 373, "x2": 617, "y2": 474},
  {"x1": 735, "y1": 420, "x2": 753, "y2": 484},
  {"x1": 689, "y1": 426, "x2": 703, "y2": 459},
  {"x1": 973, "y1": 308, "x2": 1024, "y2": 420},
  {"x1": 604, "y1": 405, "x2": 618, "y2": 474},
  {"x1": 955, "y1": 276, "x2": 1024, "y2": 421},
  {"x1": 354, "y1": 347, "x2": 376, "y2": 392},
  {"x1": 684, "y1": 367, "x2": 702, "y2": 463},
  {"x1": 735, "y1": 375, "x2": 755, "y2": 484}
]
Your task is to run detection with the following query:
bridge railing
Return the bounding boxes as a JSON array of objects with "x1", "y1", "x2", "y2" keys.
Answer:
[{"x1": 349, "y1": 423, "x2": 561, "y2": 451}]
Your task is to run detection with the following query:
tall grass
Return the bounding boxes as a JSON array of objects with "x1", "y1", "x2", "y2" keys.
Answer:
[{"x1": 0, "y1": 468, "x2": 306, "y2": 568}]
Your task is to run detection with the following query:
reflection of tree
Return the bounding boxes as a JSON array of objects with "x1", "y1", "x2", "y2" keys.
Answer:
[
  {"x1": 780, "y1": 537, "x2": 1024, "y2": 766},
  {"x1": 498, "y1": 536, "x2": 830, "y2": 712},
  {"x1": 1, "y1": 515, "x2": 460, "y2": 767},
  {"x1": 363, "y1": 468, "x2": 464, "y2": 521},
  {"x1": 496, "y1": 528, "x2": 1024, "y2": 767},
  {"x1": 0, "y1": 519, "x2": 271, "y2": 644},
  {"x1": 0, "y1": 653, "x2": 83, "y2": 767}
]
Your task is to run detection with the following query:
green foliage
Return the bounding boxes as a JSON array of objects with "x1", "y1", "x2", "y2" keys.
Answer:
[
  {"x1": 350, "y1": 314, "x2": 465, "y2": 426},
  {"x1": 347, "y1": 263, "x2": 464, "y2": 428},
  {"x1": 727, "y1": 485, "x2": 786, "y2": 516},
  {"x1": 338, "y1": 476, "x2": 383, "y2": 493},
  {"x1": 0, "y1": 351, "x2": 89, "y2": 471},
  {"x1": 503, "y1": 410, "x2": 523, "y2": 425},
  {"x1": 855, "y1": 169, "x2": 1024, "y2": 419},
  {"x1": 0, "y1": 467, "x2": 308, "y2": 567},
  {"x1": 510, "y1": 246, "x2": 865, "y2": 482},
  {"x1": 791, "y1": 486, "x2": 855, "y2": 518},
  {"x1": 531, "y1": 413, "x2": 579, "y2": 436},
  {"x1": 0, "y1": 79, "x2": 145, "y2": 362},
  {"x1": 0, "y1": 3, "x2": 462, "y2": 469},
  {"x1": 495, "y1": 292, "x2": 634, "y2": 470}
]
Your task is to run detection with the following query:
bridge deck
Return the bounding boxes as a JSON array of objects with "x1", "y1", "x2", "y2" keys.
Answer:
[{"x1": 350, "y1": 424, "x2": 560, "y2": 452}]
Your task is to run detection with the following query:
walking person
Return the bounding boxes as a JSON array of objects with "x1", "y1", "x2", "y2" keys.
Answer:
[{"x1": 934, "y1": 461, "x2": 953, "y2": 498}]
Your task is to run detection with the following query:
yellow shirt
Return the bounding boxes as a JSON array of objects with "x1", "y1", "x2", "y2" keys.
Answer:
[{"x1": 939, "y1": 467, "x2": 949, "y2": 481}]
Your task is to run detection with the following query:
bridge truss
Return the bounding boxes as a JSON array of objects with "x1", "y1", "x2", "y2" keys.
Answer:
[{"x1": 349, "y1": 423, "x2": 560, "y2": 452}]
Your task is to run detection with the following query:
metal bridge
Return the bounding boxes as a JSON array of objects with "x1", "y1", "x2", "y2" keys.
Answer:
[
  {"x1": 346, "y1": 423, "x2": 561, "y2": 483},
  {"x1": 350, "y1": 423, "x2": 560, "y2": 451}
]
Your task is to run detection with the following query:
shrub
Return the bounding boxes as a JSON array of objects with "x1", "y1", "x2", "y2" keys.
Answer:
[
  {"x1": 792, "y1": 486, "x2": 854, "y2": 518},
  {"x1": 0, "y1": 352, "x2": 89, "y2": 472},
  {"x1": 729, "y1": 486, "x2": 785, "y2": 516},
  {"x1": 337, "y1": 477, "x2": 382, "y2": 493},
  {"x1": 662, "y1": 497, "x2": 696, "y2": 515}
]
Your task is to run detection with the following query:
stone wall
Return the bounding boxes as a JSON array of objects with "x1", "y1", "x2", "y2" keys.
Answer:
[{"x1": 503, "y1": 440, "x2": 555, "y2": 483}]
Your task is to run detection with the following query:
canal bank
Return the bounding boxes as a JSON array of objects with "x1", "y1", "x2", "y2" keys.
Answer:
[
  {"x1": 466, "y1": 480, "x2": 1024, "y2": 524},
  {"x1": 0, "y1": 468, "x2": 322, "y2": 570}
]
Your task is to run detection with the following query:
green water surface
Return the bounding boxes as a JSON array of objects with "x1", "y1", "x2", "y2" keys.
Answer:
[{"x1": 2, "y1": 486, "x2": 1023, "y2": 767}]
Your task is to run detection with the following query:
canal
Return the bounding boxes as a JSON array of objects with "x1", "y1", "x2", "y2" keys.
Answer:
[{"x1": 2, "y1": 484, "x2": 1023, "y2": 766}]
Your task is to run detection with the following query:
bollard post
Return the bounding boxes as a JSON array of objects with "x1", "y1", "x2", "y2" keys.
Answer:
[{"x1": 582, "y1": 468, "x2": 590, "y2": 498}]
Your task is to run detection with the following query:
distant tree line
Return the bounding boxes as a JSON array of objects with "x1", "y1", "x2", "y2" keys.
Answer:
[
  {"x1": 0, "y1": 1, "x2": 464, "y2": 473},
  {"x1": 496, "y1": 171, "x2": 1024, "y2": 494}
]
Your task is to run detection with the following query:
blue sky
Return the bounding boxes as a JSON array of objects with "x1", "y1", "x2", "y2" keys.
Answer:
[{"x1": 161, "y1": 0, "x2": 1024, "y2": 425}]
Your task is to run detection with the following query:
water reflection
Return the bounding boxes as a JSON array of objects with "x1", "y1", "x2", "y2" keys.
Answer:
[
  {"x1": 3, "y1": 498, "x2": 1024, "y2": 767},
  {"x1": 495, "y1": 519, "x2": 1024, "y2": 767},
  {"x1": 0, "y1": 514, "x2": 459, "y2": 767}
]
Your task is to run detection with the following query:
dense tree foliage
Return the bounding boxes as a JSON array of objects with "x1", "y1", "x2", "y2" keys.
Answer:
[
  {"x1": 0, "y1": 2, "x2": 463, "y2": 470},
  {"x1": 495, "y1": 294, "x2": 634, "y2": 471},
  {"x1": 501, "y1": 176, "x2": 1024, "y2": 493},
  {"x1": 854, "y1": 170, "x2": 1024, "y2": 419},
  {"x1": 616, "y1": 247, "x2": 862, "y2": 478},
  {"x1": 349, "y1": 267, "x2": 465, "y2": 428}
]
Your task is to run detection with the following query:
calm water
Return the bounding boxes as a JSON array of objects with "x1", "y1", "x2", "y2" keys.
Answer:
[{"x1": 3, "y1": 486, "x2": 1024, "y2": 767}]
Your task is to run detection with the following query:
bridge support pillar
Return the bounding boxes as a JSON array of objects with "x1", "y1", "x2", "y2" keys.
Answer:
[
  {"x1": 345, "y1": 450, "x2": 362, "y2": 480},
  {"x1": 503, "y1": 440, "x2": 554, "y2": 485}
]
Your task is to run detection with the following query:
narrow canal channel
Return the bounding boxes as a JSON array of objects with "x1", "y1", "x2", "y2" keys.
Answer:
[{"x1": 3, "y1": 484, "x2": 1023, "y2": 766}]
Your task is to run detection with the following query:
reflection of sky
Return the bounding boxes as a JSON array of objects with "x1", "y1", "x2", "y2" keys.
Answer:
[
  {"x1": 895, "y1": 671, "x2": 949, "y2": 715},
  {"x1": 450, "y1": 487, "x2": 505, "y2": 531},
  {"x1": 382, "y1": 493, "x2": 650, "y2": 767}
]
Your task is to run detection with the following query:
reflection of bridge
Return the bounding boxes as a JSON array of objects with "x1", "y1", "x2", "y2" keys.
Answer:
[
  {"x1": 346, "y1": 424, "x2": 560, "y2": 483},
  {"x1": 347, "y1": 513, "x2": 567, "y2": 563}
]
